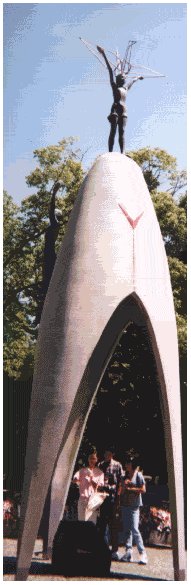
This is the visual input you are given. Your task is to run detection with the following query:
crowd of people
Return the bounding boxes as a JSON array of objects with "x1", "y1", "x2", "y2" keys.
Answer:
[{"x1": 73, "y1": 447, "x2": 148, "y2": 564}]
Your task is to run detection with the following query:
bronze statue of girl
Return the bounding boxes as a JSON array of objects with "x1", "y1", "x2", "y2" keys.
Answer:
[{"x1": 97, "y1": 46, "x2": 144, "y2": 154}]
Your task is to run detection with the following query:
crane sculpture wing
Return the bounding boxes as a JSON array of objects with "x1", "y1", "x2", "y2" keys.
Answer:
[{"x1": 79, "y1": 38, "x2": 165, "y2": 80}]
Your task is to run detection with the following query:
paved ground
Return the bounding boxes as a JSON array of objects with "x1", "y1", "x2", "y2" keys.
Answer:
[{"x1": 3, "y1": 539, "x2": 178, "y2": 581}]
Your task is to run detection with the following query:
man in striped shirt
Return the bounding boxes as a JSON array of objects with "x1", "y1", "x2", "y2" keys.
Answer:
[{"x1": 98, "y1": 448, "x2": 123, "y2": 559}]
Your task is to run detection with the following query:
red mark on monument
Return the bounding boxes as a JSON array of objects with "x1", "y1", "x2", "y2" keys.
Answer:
[{"x1": 118, "y1": 203, "x2": 144, "y2": 229}]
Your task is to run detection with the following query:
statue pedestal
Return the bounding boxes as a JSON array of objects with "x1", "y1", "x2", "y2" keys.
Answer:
[{"x1": 16, "y1": 153, "x2": 185, "y2": 580}]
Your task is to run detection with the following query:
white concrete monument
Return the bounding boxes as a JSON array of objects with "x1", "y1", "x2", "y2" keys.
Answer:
[{"x1": 16, "y1": 153, "x2": 185, "y2": 580}]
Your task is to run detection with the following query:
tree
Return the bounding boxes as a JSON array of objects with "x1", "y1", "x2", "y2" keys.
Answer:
[
  {"x1": 127, "y1": 147, "x2": 187, "y2": 197},
  {"x1": 3, "y1": 139, "x2": 84, "y2": 378},
  {"x1": 151, "y1": 191, "x2": 187, "y2": 261},
  {"x1": 3, "y1": 191, "x2": 35, "y2": 378},
  {"x1": 22, "y1": 139, "x2": 84, "y2": 324}
]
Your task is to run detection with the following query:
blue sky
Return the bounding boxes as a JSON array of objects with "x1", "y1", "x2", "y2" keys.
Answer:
[{"x1": 4, "y1": 2, "x2": 187, "y2": 204}]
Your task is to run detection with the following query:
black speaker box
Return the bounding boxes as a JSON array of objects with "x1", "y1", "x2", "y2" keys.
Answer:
[{"x1": 52, "y1": 520, "x2": 111, "y2": 577}]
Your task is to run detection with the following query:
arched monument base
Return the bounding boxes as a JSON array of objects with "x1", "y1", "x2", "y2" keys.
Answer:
[{"x1": 16, "y1": 153, "x2": 185, "y2": 581}]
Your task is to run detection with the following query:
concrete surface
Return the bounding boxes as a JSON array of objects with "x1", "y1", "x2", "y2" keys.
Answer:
[
  {"x1": 16, "y1": 153, "x2": 185, "y2": 580},
  {"x1": 4, "y1": 538, "x2": 177, "y2": 581}
]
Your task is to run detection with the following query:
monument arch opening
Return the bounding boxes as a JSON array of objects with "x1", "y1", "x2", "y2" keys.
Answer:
[
  {"x1": 76, "y1": 317, "x2": 167, "y2": 487},
  {"x1": 46, "y1": 292, "x2": 184, "y2": 582}
]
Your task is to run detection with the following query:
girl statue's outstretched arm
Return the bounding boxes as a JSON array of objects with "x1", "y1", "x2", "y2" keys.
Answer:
[
  {"x1": 97, "y1": 46, "x2": 115, "y2": 87},
  {"x1": 127, "y1": 76, "x2": 144, "y2": 91}
]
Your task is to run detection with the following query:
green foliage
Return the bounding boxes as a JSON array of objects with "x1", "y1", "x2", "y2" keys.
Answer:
[
  {"x1": 3, "y1": 191, "x2": 35, "y2": 378},
  {"x1": 168, "y1": 257, "x2": 186, "y2": 355},
  {"x1": 127, "y1": 146, "x2": 186, "y2": 197},
  {"x1": 3, "y1": 139, "x2": 84, "y2": 379},
  {"x1": 151, "y1": 191, "x2": 187, "y2": 260}
]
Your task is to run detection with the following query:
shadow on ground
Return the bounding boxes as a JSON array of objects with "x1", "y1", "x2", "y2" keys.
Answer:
[{"x1": 3, "y1": 556, "x2": 168, "y2": 581}]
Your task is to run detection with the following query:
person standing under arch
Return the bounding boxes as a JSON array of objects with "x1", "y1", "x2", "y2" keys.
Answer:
[
  {"x1": 73, "y1": 450, "x2": 104, "y2": 524},
  {"x1": 118, "y1": 455, "x2": 148, "y2": 564}
]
